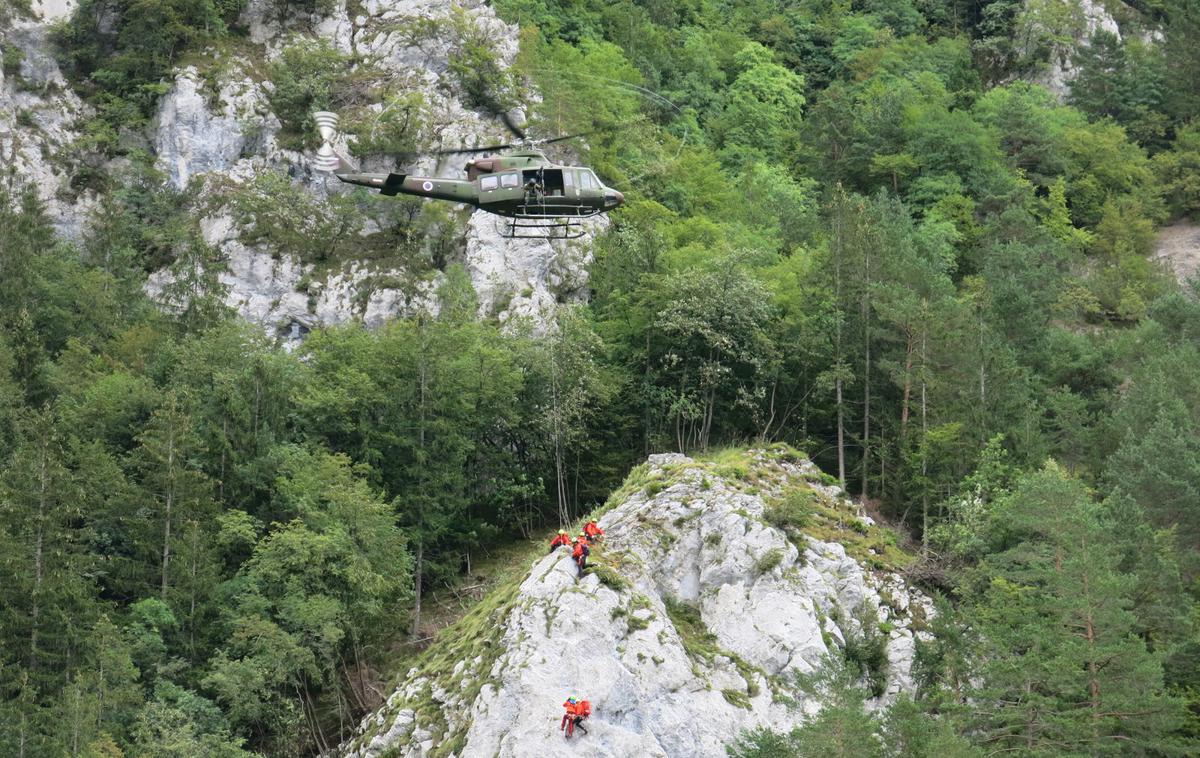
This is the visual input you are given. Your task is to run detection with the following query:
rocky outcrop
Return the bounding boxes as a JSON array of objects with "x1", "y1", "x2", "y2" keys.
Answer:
[
  {"x1": 1154, "y1": 221, "x2": 1200, "y2": 287},
  {"x1": 340, "y1": 449, "x2": 933, "y2": 758},
  {"x1": 1036, "y1": 0, "x2": 1122, "y2": 99},
  {"x1": 154, "y1": 67, "x2": 277, "y2": 191},
  {"x1": 0, "y1": 0, "x2": 98, "y2": 239}
]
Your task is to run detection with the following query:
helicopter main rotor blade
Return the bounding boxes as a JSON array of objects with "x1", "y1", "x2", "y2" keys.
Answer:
[
  {"x1": 431, "y1": 142, "x2": 518, "y2": 156},
  {"x1": 530, "y1": 130, "x2": 603, "y2": 147}
]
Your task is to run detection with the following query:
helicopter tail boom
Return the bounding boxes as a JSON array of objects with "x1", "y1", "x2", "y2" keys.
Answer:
[{"x1": 335, "y1": 172, "x2": 477, "y2": 204}]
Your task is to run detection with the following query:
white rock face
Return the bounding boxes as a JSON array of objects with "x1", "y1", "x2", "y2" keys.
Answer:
[
  {"x1": 1036, "y1": 0, "x2": 1123, "y2": 100},
  {"x1": 0, "y1": 2, "x2": 97, "y2": 239},
  {"x1": 338, "y1": 451, "x2": 935, "y2": 758},
  {"x1": 154, "y1": 67, "x2": 276, "y2": 191}
]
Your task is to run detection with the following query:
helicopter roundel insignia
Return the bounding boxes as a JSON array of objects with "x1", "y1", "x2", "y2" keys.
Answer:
[{"x1": 422, "y1": 180, "x2": 433, "y2": 192}]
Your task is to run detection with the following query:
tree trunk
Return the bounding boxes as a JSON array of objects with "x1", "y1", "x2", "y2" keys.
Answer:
[
  {"x1": 860, "y1": 230, "x2": 872, "y2": 501},
  {"x1": 412, "y1": 334, "x2": 427, "y2": 639},
  {"x1": 30, "y1": 432, "x2": 47, "y2": 670},
  {"x1": 161, "y1": 425, "x2": 176, "y2": 600},
  {"x1": 836, "y1": 375, "x2": 846, "y2": 486},
  {"x1": 410, "y1": 540, "x2": 423, "y2": 639},
  {"x1": 920, "y1": 333, "x2": 929, "y2": 553},
  {"x1": 899, "y1": 331, "x2": 914, "y2": 440}
]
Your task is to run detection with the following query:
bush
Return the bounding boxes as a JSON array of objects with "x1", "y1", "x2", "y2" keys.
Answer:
[
  {"x1": 842, "y1": 606, "x2": 889, "y2": 698},
  {"x1": 588, "y1": 562, "x2": 628, "y2": 592},
  {"x1": 755, "y1": 548, "x2": 784, "y2": 575},
  {"x1": 3, "y1": 45, "x2": 24, "y2": 79},
  {"x1": 269, "y1": 39, "x2": 366, "y2": 149},
  {"x1": 447, "y1": 9, "x2": 515, "y2": 113},
  {"x1": 766, "y1": 488, "x2": 814, "y2": 532}
]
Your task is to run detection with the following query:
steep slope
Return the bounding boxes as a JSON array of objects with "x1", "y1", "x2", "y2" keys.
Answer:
[{"x1": 340, "y1": 448, "x2": 933, "y2": 758}]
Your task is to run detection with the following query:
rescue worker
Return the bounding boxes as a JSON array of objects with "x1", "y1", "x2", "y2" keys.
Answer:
[
  {"x1": 560, "y1": 696, "x2": 577, "y2": 735},
  {"x1": 560, "y1": 696, "x2": 590, "y2": 738},
  {"x1": 583, "y1": 518, "x2": 604, "y2": 543},
  {"x1": 549, "y1": 529, "x2": 572, "y2": 553},
  {"x1": 571, "y1": 533, "x2": 590, "y2": 578}
]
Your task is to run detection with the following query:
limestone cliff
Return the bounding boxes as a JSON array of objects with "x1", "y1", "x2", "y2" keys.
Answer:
[{"x1": 339, "y1": 448, "x2": 933, "y2": 758}]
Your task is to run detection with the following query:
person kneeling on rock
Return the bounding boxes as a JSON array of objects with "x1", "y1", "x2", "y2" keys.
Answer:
[
  {"x1": 584, "y1": 518, "x2": 605, "y2": 543},
  {"x1": 549, "y1": 529, "x2": 572, "y2": 552},
  {"x1": 571, "y1": 535, "x2": 590, "y2": 578},
  {"x1": 560, "y1": 696, "x2": 591, "y2": 738}
]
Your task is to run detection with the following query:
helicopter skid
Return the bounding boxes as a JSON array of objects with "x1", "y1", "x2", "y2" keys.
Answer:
[{"x1": 495, "y1": 215, "x2": 589, "y2": 240}]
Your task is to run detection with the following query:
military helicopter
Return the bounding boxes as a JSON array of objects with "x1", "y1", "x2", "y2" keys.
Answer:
[{"x1": 313, "y1": 111, "x2": 623, "y2": 239}]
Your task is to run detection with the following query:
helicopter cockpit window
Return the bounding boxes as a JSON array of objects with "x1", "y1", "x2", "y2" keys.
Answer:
[
  {"x1": 480, "y1": 175, "x2": 499, "y2": 191},
  {"x1": 578, "y1": 170, "x2": 593, "y2": 190},
  {"x1": 585, "y1": 170, "x2": 602, "y2": 189},
  {"x1": 500, "y1": 173, "x2": 520, "y2": 188}
]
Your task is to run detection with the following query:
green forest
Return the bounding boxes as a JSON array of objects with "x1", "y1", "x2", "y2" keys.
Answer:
[{"x1": 2, "y1": 0, "x2": 1199, "y2": 754}]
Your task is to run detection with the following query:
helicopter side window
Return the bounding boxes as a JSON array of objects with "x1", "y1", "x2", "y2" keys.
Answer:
[
  {"x1": 578, "y1": 170, "x2": 593, "y2": 190},
  {"x1": 500, "y1": 173, "x2": 520, "y2": 188},
  {"x1": 585, "y1": 169, "x2": 602, "y2": 189},
  {"x1": 480, "y1": 175, "x2": 499, "y2": 191}
]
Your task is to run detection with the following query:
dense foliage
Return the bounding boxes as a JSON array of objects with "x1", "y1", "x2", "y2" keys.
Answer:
[{"x1": 2, "y1": 0, "x2": 1198, "y2": 754}]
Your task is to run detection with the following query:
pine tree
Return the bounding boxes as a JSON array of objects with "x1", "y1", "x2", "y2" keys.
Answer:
[
  {"x1": 132, "y1": 393, "x2": 212, "y2": 601},
  {"x1": 963, "y1": 464, "x2": 1188, "y2": 755}
]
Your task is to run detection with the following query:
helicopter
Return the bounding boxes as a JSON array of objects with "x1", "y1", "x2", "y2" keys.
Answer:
[{"x1": 312, "y1": 111, "x2": 623, "y2": 239}]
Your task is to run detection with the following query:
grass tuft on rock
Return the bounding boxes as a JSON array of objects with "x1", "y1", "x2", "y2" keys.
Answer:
[
  {"x1": 755, "y1": 548, "x2": 785, "y2": 575},
  {"x1": 722, "y1": 688, "x2": 753, "y2": 709}
]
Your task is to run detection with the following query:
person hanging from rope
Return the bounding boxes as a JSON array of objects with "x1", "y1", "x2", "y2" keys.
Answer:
[
  {"x1": 583, "y1": 518, "x2": 605, "y2": 543},
  {"x1": 571, "y1": 533, "x2": 590, "y2": 578},
  {"x1": 549, "y1": 529, "x2": 572, "y2": 553}
]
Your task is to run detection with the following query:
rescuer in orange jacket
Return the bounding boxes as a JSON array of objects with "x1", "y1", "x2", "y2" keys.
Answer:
[
  {"x1": 583, "y1": 518, "x2": 604, "y2": 543},
  {"x1": 560, "y1": 696, "x2": 591, "y2": 737},
  {"x1": 549, "y1": 529, "x2": 572, "y2": 552},
  {"x1": 571, "y1": 534, "x2": 590, "y2": 578}
]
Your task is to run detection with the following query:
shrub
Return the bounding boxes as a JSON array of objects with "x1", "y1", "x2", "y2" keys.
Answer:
[
  {"x1": 588, "y1": 562, "x2": 628, "y2": 592},
  {"x1": 842, "y1": 606, "x2": 888, "y2": 698},
  {"x1": 344, "y1": 91, "x2": 427, "y2": 159},
  {"x1": 269, "y1": 39, "x2": 366, "y2": 149},
  {"x1": 755, "y1": 548, "x2": 784, "y2": 575},
  {"x1": 3, "y1": 45, "x2": 24, "y2": 79},
  {"x1": 765, "y1": 488, "x2": 814, "y2": 532},
  {"x1": 447, "y1": 8, "x2": 514, "y2": 113}
]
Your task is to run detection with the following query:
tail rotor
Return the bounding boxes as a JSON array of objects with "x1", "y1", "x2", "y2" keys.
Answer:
[{"x1": 312, "y1": 111, "x2": 354, "y2": 173}]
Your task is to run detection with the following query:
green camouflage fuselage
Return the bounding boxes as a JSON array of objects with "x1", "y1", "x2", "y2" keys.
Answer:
[{"x1": 335, "y1": 150, "x2": 623, "y2": 219}]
